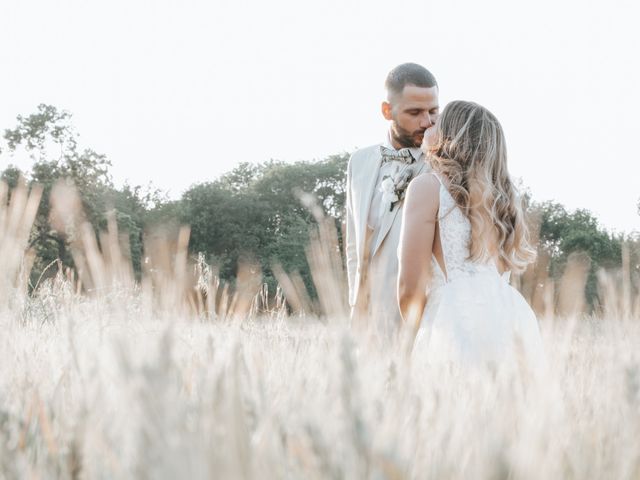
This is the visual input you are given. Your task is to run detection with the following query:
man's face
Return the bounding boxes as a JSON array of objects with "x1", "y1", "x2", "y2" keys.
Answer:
[{"x1": 382, "y1": 85, "x2": 440, "y2": 149}]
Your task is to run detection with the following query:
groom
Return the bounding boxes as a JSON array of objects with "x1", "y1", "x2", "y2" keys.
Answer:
[{"x1": 346, "y1": 63, "x2": 439, "y2": 339}]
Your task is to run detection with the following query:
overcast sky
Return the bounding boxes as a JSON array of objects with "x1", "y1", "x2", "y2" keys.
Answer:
[{"x1": 1, "y1": 0, "x2": 639, "y2": 233}]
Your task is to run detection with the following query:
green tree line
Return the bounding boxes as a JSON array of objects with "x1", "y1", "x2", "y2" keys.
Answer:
[{"x1": 1, "y1": 105, "x2": 638, "y2": 309}]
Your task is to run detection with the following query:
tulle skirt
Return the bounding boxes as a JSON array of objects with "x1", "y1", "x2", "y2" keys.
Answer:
[{"x1": 413, "y1": 271, "x2": 545, "y2": 371}]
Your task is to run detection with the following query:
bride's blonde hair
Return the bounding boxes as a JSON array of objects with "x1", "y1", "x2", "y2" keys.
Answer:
[{"x1": 425, "y1": 100, "x2": 536, "y2": 273}]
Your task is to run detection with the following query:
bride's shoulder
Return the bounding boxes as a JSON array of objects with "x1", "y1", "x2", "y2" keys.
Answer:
[
  {"x1": 408, "y1": 172, "x2": 441, "y2": 195},
  {"x1": 405, "y1": 173, "x2": 441, "y2": 211}
]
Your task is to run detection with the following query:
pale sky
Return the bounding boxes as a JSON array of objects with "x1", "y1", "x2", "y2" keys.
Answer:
[{"x1": 1, "y1": 0, "x2": 639, "y2": 233}]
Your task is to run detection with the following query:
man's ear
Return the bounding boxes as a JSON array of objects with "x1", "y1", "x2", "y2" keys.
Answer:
[{"x1": 381, "y1": 101, "x2": 393, "y2": 121}]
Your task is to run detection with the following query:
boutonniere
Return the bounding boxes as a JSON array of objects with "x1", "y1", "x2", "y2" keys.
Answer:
[{"x1": 380, "y1": 166, "x2": 414, "y2": 212}]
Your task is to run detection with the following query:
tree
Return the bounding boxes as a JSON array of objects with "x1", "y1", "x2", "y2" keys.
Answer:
[
  {"x1": 0, "y1": 165, "x2": 22, "y2": 189},
  {"x1": 180, "y1": 180, "x2": 267, "y2": 280},
  {"x1": 1, "y1": 105, "x2": 156, "y2": 286},
  {"x1": 531, "y1": 201, "x2": 623, "y2": 308},
  {"x1": 180, "y1": 154, "x2": 349, "y2": 293}
]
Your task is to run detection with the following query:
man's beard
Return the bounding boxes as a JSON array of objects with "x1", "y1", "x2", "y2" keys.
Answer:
[{"x1": 390, "y1": 122, "x2": 425, "y2": 148}]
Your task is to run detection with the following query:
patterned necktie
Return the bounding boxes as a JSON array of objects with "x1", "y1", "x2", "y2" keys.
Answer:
[{"x1": 380, "y1": 145, "x2": 416, "y2": 165}]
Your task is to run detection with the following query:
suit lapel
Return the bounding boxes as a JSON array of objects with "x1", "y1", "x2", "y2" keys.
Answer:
[{"x1": 371, "y1": 160, "x2": 430, "y2": 257}]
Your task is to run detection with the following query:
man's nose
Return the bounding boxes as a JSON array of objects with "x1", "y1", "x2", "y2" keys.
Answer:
[{"x1": 419, "y1": 114, "x2": 433, "y2": 128}]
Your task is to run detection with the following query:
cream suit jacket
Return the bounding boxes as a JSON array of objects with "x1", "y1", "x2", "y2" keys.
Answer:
[{"x1": 345, "y1": 144, "x2": 429, "y2": 313}]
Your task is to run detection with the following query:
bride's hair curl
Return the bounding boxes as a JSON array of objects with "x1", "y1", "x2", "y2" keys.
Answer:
[{"x1": 424, "y1": 100, "x2": 536, "y2": 273}]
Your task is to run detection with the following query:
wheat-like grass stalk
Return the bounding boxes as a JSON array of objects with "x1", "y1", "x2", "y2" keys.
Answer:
[{"x1": 1, "y1": 180, "x2": 639, "y2": 479}]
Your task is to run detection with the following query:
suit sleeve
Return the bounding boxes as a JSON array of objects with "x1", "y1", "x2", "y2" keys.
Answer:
[{"x1": 345, "y1": 154, "x2": 358, "y2": 307}]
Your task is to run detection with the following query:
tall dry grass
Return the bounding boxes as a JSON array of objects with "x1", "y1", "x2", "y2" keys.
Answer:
[{"x1": 1, "y1": 179, "x2": 639, "y2": 479}]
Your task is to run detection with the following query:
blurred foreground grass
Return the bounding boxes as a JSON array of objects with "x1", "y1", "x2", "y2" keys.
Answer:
[{"x1": 1, "y1": 180, "x2": 640, "y2": 479}]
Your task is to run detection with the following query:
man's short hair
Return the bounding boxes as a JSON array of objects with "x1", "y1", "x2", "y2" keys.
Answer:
[{"x1": 385, "y1": 63, "x2": 438, "y2": 98}]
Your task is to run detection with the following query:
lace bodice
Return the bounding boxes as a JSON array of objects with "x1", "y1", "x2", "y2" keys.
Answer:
[{"x1": 430, "y1": 173, "x2": 501, "y2": 288}]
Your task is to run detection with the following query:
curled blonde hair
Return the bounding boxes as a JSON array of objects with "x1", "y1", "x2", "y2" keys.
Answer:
[{"x1": 425, "y1": 100, "x2": 536, "y2": 273}]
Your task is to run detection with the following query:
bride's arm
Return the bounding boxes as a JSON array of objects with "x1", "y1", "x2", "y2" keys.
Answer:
[{"x1": 397, "y1": 173, "x2": 440, "y2": 331}]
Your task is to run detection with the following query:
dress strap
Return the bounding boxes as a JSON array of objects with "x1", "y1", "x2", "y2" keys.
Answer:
[
  {"x1": 430, "y1": 172, "x2": 445, "y2": 188},
  {"x1": 431, "y1": 171, "x2": 456, "y2": 222}
]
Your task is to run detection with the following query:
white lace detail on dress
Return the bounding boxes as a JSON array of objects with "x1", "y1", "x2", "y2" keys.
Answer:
[{"x1": 430, "y1": 173, "x2": 498, "y2": 286}]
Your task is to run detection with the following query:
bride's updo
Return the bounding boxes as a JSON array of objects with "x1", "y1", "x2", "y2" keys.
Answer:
[{"x1": 424, "y1": 100, "x2": 536, "y2": 273}]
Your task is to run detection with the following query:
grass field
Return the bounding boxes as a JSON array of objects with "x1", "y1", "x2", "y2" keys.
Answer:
[{"x1": 1, "y1": 181, "x2": 639, "y2": 479}]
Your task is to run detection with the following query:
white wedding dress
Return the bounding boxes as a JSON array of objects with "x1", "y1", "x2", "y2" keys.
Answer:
[{"x1": 413, "y1": 173, "x2": 545, "y2": 370}]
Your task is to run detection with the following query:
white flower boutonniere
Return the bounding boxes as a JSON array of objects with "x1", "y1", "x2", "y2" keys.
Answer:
[{"x1": 380, "y1": 166, "x2": 414, "y2": 212}]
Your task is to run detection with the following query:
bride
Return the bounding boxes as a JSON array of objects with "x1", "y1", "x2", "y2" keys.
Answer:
[{"x1": 397, "y1": 100, "x2": 544, "y2": 368}]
